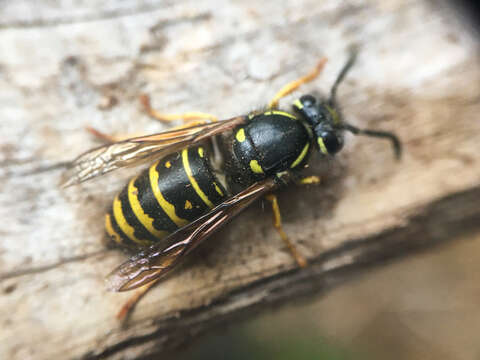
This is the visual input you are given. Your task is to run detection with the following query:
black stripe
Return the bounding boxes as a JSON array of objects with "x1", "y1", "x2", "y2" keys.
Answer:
[
  {"x1": 118, "y1": 186, "x2": 157, "y2": 244},
  {"x1": 157, "y1": 151, "x2": 210, "y2": 222},
  {"x1": 188, "y1": 147, "x2": 228, "y2": 205},
  {"x1": 107, "y1": 208, "x2": 138, "y2": 249},
  {"x1": 135, "y1": 168, "x2": 178, "y2": 234}
]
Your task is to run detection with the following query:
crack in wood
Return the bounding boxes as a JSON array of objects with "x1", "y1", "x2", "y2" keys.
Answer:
[
  {"x1": 0, "y1": 249, "x2": 108, "y2": 282},
  {"x1": 0, "y1": 3, "x2": 176, "y2": 29},
  {"x1": 83, "y1": 186, "x2": 480, "y2": 359}
]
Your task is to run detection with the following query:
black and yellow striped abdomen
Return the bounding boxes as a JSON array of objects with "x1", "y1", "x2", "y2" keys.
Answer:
[{"x1": 105, "y1": 146, "x2": 228, "y2": 248}]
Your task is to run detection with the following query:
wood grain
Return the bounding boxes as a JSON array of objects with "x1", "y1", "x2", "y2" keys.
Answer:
[{"x1": 1, "y1": 1, "x2": 479, "y2": 359}]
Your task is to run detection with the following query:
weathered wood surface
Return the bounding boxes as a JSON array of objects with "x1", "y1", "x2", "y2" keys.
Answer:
[{"x1": 1, "y1": 1, "x2": 479, "y2": 359}]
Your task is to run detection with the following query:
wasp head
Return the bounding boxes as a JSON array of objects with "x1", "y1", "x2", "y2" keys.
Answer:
[
  {"x1": 292, "y1": 51, "x2": 402, "y2": 160},
  {"x1": 292, "y1": 94, "x2": 344, "y2": 156}
]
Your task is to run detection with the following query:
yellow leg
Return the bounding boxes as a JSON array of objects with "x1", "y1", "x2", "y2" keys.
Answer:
[
  {"x1": 265, "y1": 194, "x2": 307, "y2": 268},
  {"x1": 116, "y1": 277, "x2": 161, "y2": 321},
  {"x1": 85, "y1": 126, "x2": 119, "y2": 143},
  {"x1": 172, "y1": 120, "x2": 212, "y2": 130},
  {"x1": 85, "y1": 126, "x2": 148, "y2": 143},
  {"x1": 298, "y1": 176, "x2": 321, "y2": 185},
  {"x1": 268, "y1": 57, "x2": 328, "y2": 109},
  {"x1": 86, "y1": 110, "x2": 213, "y2": 144},
  {"x1": 139, "y1": 94, "x2": 218, "y2": 123}
]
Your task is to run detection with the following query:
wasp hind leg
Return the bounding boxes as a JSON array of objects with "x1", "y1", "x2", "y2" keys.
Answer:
[
  {"x1": 85, "y1": 126, "x2": 150, "y2": 143},
  {"x1": 265, "y1": 194, "x2": 307, "y2": 268},
  {"x1": 85, "y1": 94, "x2": 219, "y2": 143},
  {"x1": 116, "y1": 277, "x2": 162, "y2": 321},
  {"x1": 139, "y1": 94, "x2": 218, "y2": 125},
  {"x1": 267, "y1": 57, "x2": 328, "y2": 109},
  {"x1": 84, "y1": 126, "x2": 120, "y2": 143}
]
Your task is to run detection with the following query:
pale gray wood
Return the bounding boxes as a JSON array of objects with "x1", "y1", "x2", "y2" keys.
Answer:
[{"x1": 1, "y1": 1, "x2": 479, "y2": 359}]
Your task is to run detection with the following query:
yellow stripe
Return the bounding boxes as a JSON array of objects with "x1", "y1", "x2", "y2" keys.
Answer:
[
  {"x1": 105, "y1": 213, "x2": 123, "y2": 245},
  {"x1": 182, "y1": 149, "x2": 214, "y2": 208},
  {"x1": 326, "y1": 105, "x2": 340, "y2": 124},
  {"x1": 290, "y1": 143, "x2": 310, "y2": 168},
  {"x1": 249, "y1": 159, "x2": 264, "y2": 174},
  {"x1": 235, "y1": 128, "x2": 246, "y2": 142},
  {"x1": 112, "y1": 195, "x2": 150, "y2": 246},
  {"x1": 128, "y1": 177, "x2": 169, "y2": 239},
  {"x1": 318, "y1": 138, "x2": 328, "y2": 155},
  {"x1": 263, "y1": 110, "x2": 297, "y2": 120},
  {"x1": 293, "y1": 99, "x2": 303, "y2": 110},
  {"x1": 213, "y1": 182, "x2": 224, "y2": 196},
  {"x1": 149, "y1": 164, "x2": 189, "y2": 227},
  {"x1": 198, "y1": 147, "x2": 204, "y2": 158}
]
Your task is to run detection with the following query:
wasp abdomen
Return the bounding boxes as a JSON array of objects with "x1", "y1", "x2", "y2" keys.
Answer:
[{"x1": 106, "y1": 146, "x2": 228, "y2": 248}]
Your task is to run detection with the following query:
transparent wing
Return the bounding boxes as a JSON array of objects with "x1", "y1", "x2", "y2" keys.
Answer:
[
  {"x1": 61, "y1": 116, "x2": 246, "y2": 187},
  {"x1": 106, "y1": 178, "x2": 278, "y2": 291}
]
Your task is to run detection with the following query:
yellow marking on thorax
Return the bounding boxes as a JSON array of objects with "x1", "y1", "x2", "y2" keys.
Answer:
[
  {"x1": 325, "y1": 105, "x2": 340, "y2": 124},
  {"x1": 184, "y1": 200, "x2": 193, "y2": 209},
  {"x1": 198, "y1": 147, "x2": 204, "y2": 158},
  {"x1": 213, "y1": 182, "x2": 224, "y2": 196},
  {"x1": 165, "y1": 161, "x2": 172, "y2": 168},
  {"x1": 317, "y1": 138, "x2": 328, "y2": 155},
  {"x1": 182, "y1": 149, "x2": 214, "y2": 208},
  {"x1": 105, "y1": 213, "x2": 123, "y2": 245},
  {"x1": 290, "y1": 143, "x2": 310, "y2": 168},
  {"x1": 293, "y1": 99, "x2": 303, "y2": 110},
  {"x1": 235, "y1": 128, "x2": 246, "y2": 142},
  {"x1": 128, "y1": 177, "x2": 169, "y2": 239},
  {"x1": 263, "y1": 110, "x2": 297, "y2": 120},
  {"x1": 249, "y1": 159, "x2": 264, "y2": 174},
  {"x1": 112, "y1": 195, "x2": 151, "y2": 246},
  {"x1": 149, "y1": 164, "x2": 189, "y2": 227}
]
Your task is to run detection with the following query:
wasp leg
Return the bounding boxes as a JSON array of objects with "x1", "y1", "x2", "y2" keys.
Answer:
[
  {"x1": 116, "y1": 277, "x2": 161, "y2": 321},
  {"x1": 139, "y1": 94, "x2": 218, "y2": 124},
  {"x1": 85, "y1": 112, "x2": 211, "y2": 144},
  {"x1": 298, "y1": 176, "x2": 321, "y2": 185},
  {"x1": 85, "y1": 126, "x2": 148, "y2": 143},
  {"x1": 85, "y1": 126, "x2": 123, "y2": 143},
  {"x1": 268, "y1": 58, "x2": 328, "y2": 109},
  {"x1": 265, "y1": 194, "x2": 307, "y2": 268},
  {"x1": 85, "y1": 126, "x2": 116, "y2": 143}
]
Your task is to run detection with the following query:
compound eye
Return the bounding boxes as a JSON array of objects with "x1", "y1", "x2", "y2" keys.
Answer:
[
  {"x1": 300, "y1": 94, "x2": 316, "y2": 107},
  {"x1": 319, "y1": 131, "x2": 343, "y2": 154}
]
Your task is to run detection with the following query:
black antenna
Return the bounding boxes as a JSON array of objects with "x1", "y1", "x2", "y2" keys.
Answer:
[
  {"x1": 329, "y1": 49, "x2": 358, "y2": 107},
  {"x1": 331, "y1": 47, "x2": 402, "y2": 160},
  {"x1": 339, "y1": 123, "x2": 402, "y2": 160}
]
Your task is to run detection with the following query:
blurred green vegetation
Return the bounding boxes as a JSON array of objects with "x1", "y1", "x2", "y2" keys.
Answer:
[
  {"x1": 177, "y1": 231, "x2": 480, "y2": 360},
  {"x1": 176, "y1": 329, "x2": 357, "y2": 360}
]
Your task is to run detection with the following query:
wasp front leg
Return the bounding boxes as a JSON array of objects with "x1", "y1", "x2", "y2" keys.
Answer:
[
  {"x1": 268, "y1": 58, "x2": 327, "y2": 109},
  {"x1": 265, "y1": 194, "x2": 308, "y2": 268}
]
